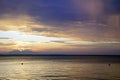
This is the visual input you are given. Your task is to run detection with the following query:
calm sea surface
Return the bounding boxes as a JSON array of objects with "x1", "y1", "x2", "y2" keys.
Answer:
[{"x1": 0, "y1": 56, "x2": 120, "y2": 80}]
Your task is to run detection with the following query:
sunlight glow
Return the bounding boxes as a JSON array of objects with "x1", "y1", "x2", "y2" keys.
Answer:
[{"x1": 0, "y1": 31, "x2": 70, "y2": 42}]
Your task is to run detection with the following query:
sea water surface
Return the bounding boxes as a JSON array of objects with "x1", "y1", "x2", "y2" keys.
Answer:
[{"x1": 0, "y1": 56, "x2": 120, "y2": 80}]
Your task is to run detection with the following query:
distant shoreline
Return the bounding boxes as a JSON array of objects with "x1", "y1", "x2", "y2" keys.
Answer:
[
  {"x1": 0, "y1": 55, "x2": 120, "y2": 63},
  {"x1": 0, "y1": 54, "x2": 120, "y2": 56}
]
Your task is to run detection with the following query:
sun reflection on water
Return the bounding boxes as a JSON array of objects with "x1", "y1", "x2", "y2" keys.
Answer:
[{"x1": 0, "y1": 56, "x2": 120, "y2": 80}]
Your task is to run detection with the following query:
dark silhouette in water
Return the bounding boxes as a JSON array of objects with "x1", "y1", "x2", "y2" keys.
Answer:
[
  {"x1": 21, "y1": 63, "x2": 23, "y2": 65},
  {"x1": 108, "y1": 64, "x2": 111, "y2": 67}
]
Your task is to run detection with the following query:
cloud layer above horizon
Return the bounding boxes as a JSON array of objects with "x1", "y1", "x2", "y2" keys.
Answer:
[{"x1": 0, "y1": 0, "x2": 120, "y2": 54}]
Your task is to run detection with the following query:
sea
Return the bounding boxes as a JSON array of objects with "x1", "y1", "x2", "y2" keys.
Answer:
[{"x1": 0, "y1": 56, "x2": 120, "y2": 80}]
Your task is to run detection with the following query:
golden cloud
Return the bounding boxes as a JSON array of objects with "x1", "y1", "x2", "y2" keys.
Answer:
[{"x1": 0, "y1": 13, "x2": 120, "y2": 52}]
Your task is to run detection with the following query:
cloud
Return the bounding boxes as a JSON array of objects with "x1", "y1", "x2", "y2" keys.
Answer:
[
  {"x1": 0, "y1": 43, "x2": 15, "y2": 46},
  {"x1": 27, "y1": 0, "x2": 120, "y2": 22},
  {"x1": 0, "y1": 0, "x2": 119, "y2": 23},
  {"x1": 0, "y1": 14, "x2": 119, "y2": 42},
  {"x1": 30, "y1": 20, "x2": 120, "y2": 41},
  {"x1": 0, "y1": 37, "x2": 10, "y2": 39},
  {"x1": 0, "y1": 0, "x2": 120, "y2": 53},
  {"x1": 0, "y1": 12, "x2": 119, "y2": 42},
  {"x1": 50, "y1": 40, "x2": 66, "y2": 44},
  {"x1": 0, "y1": 14, "x2": 34, "y2": 31},
  {"x1": 48, "y1": 39, "x2": 120, "y2": 52}
]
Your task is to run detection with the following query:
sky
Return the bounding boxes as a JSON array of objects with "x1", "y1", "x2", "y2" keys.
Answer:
[{"x1": 0, "y1": 0, "x2": 120, "y2": 55}]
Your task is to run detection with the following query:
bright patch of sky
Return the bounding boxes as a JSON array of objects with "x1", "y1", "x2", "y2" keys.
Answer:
[{"x1": 0, "y1": 31, "x2": 70, "y2": 42}]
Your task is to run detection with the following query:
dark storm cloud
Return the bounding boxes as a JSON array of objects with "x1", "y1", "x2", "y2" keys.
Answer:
[
  {"x1": 0, "y1": 0, "x2": 120, "y2": 39},
  {"x1": 0, "y1": 0, "x2": 119, "y2": 23},
  {"x1": 105, "y1": 0, "x2": 120, "y2": 14},
  {"x1": 0, "y1": 0, "x2": 120, "y2": 54},
  {"x1": 0, "y1": 0, "x2": 28, "y2": 15},
  {"x1": 0, "y1": 0, "x2": 120, "y2": 41},
  {"x1": 29, "y1": 0, "x2": 120, "y2": 23}
]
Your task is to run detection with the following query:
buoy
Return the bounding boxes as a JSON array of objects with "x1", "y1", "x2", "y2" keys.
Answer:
[
  {"x1": 108, "y1": 64, "x2": 111, "y2": 66},
  {"x1": 21, "y1": 63, "x2": 23, "y2": 65}
]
